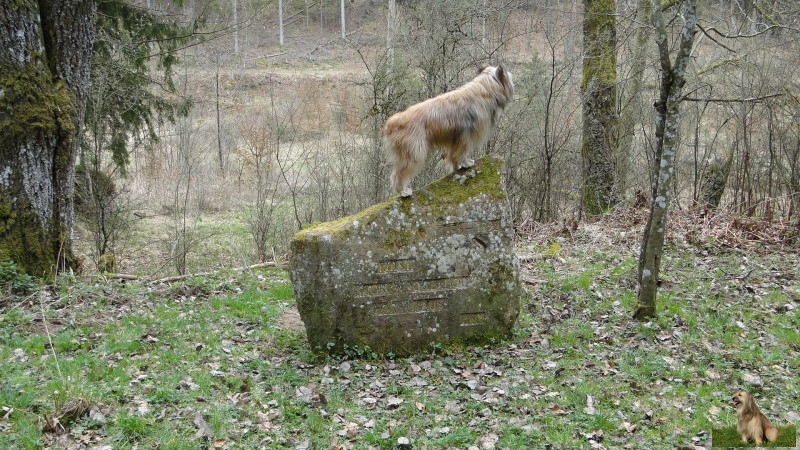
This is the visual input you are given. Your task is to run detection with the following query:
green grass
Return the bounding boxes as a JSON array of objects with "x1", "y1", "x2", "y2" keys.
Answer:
[
  {"x1": 2, "y1": 231, "x2": 799, "y2": 448},
  {"x1": 712, "y1": 424, "x2": 796, "y2": 447}
]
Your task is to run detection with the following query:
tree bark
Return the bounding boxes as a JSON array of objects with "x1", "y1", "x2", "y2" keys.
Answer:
[
  {"x1": 616, "y1": 0, "x2": 650, "y2": 200},
  {"x1": 340, "y1": 0, "x2": 346, "y2": 39},
  {"x1": 232, "y1": 0, "x2": 239, "y2": 55},
  {"x1": 0, "y1": 0, "x2": 95, "y2": 278},
  {"x1": 634, "y1": 0, "x2": 697, "y2": 319},
  {"x1": 278, "y1": 0, "x2": 284, "y2": 46},
  {"x1": 387, "y1": 0, "x2": 396, "y2": 66},
  {"x1": 581, "y1": 0, "x2": 619, "y2": 216},
  {"x1": 699, "y1": 142, "x2": 734, "y2": 209}
]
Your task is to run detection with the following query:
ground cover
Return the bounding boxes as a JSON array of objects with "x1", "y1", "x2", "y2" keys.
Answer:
[{"x1": 1, "y1": 209, "x2": 798, "y2": 449}]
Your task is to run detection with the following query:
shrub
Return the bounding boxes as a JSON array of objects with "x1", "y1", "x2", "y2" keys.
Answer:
[{"x1": 0, "y1": 260, "x2": 38, "y2": 295}]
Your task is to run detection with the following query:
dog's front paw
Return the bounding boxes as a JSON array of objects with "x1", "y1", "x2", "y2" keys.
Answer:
[
  {"x1": 400, "y1": 187, "x2": 413, "y2": 197},
  {"x1": 458, "y1": 158, "x2": 475, "y2": 169}
]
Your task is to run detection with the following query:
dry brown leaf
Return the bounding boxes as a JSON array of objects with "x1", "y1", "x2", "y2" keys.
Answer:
[
  {"x1": 136, "y1": 399, "x2": 151, "y2": 416},
  {"x1": 479, "y1": 433, "x2": 499, "y2": 449},
  {"x1": 295, "y1": 386, "x2": 313, "y2": 404},
  {"x1": 742, "y1": 372, "x2": 763, "y2": 387},
  {"x1": 338, "y1": 422, "x2": 358, "y2": 439},
  {"x1": 193, "y1": 412, "x2": 214, "y2": 439},
  {"x1": 141, "y1": 333, "x2": 159, "y2": 343},
  {"x1": 386, "y1": 397, "x2": 404, "y2": 408},
  {"x1": 583, "y1": 395, "x2": 596, "y2": 415},
  {"x1": 550, "y1": 403, "x2": 569, "y2": 416}
]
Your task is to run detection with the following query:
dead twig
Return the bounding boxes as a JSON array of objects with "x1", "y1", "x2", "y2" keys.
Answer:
[
  {"x1": 105, "y1": 261, "x2": 283, "y2": 284},
  {"x1": 521, "y1": 275, "x2": 546, "y2": 286},
  {"x1": 723, "y1": 269, "x2": 753, "y2": 281}
]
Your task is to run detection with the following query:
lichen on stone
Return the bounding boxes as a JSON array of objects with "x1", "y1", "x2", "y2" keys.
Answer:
[{"x1": 289, "y1": 155, "x2": 522, "y2": 356}]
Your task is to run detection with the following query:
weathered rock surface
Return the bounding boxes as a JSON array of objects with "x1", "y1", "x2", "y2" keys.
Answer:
[{"x1": 289, "y1": 155, "x2": 522, "y2": 355}]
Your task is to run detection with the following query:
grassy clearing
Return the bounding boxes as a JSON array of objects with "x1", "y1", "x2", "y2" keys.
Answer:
[
  {"x1": 712, "y1": 424, "x2": 796, "y2": 448},
  {"x1": 1, "y1": 212, "x2": 799, "y2": 449}
]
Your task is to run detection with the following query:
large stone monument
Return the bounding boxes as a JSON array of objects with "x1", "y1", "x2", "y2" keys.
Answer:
[{"x1": 289, "y1": 155, "x2": 521, "y2": 355}]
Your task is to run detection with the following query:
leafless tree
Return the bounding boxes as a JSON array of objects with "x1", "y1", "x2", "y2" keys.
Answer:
[{"x1": 635, "y1": 0, "x2": 697, "y2": 319}]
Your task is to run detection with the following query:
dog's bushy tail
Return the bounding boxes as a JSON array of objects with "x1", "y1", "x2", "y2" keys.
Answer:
[
  {"x1": 385, "y1": 124, "x2": 427, "y2": 195},
  {"x1": 765, "y1": 424, "x2": 780, "y2": 442}
]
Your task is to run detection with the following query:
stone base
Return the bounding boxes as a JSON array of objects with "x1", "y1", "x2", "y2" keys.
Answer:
[{"x1": 289, "y1": 155, "x2": 522, "y2": 356}]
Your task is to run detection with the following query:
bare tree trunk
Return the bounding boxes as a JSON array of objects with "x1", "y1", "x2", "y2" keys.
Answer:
[
  {"x1": 482, "y1": 0, "x2": 488, "y2": 50},
  {"x1": 232, "y1": 0, "x2": 238, "y2": 55},
  {"x1": 634, "y1": 0, "x2": 697, "y2": 319},
  {"x1": 617, "y1": 0, "x2": 650, "y2": 200},
  {"x1": 278, "y1": 0, "x2": 284, "y2": 46},
  {"x1": 387, "y1": 0, "x2": 396, "y2": 66},
  {"x1": 341, "y1": 0, "x2": 346, "y2": 38},
  {"x1": 581, "y1": 0, "x2": 619, "y2": 216},
  {"x1": 215, "y1": 60, "x2": 224, "y2": 173},
  {"x1": 0, "y1": 0, "x2": 95, "y2": 277}
]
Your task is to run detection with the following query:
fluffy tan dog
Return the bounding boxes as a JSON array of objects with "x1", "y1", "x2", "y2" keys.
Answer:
[
  {"x1": 384, "y1": 64, "x2": 514, "y2": 197},
  {"x1": 732, "y1": 391, "x2": 780, "y2": 445}
]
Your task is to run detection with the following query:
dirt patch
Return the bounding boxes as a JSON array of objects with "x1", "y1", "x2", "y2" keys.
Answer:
[{"x1": 278, "y1": 304, "x2": 304, "y2": 332}]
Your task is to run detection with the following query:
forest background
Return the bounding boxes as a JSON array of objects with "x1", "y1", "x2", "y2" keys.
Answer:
[
  {"x1": 63, "y1": 0, "x2": 800, "y2": 278},
  {"x1": 1, "y1": 0, "x2": 799, "y2": 449}
]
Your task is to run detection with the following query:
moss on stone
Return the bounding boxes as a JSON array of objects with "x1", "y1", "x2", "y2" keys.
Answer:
[
  {"x1": 293, "y1": 155, "x2": 506, "y2": 249},
  {"x1": 411, "y1": 156, "x2": 507, "y2": 214},
  {"x1": 384, "y1": 228, "x2": 410, "y2": 248},
  {"x1": 293, "y1": 199, "x2": 394, "y2": 242}
]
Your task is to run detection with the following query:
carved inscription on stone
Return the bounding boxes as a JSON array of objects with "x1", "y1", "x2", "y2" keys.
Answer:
[
  {"x1": 289, "y1": 155, "x2": 522, "y2": 355},
  {"x1": 353, "y1": 276, "x2": 468, "y2": 299},
  {"x1": 376, "y1": 259, "x2": 413, "y2": 273}
]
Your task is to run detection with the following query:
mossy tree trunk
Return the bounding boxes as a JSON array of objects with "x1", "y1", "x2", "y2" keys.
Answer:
[
  {"x1": 634, "y1": 0, "x2": 697, "y2": 319},
  {"x1": 699, "y1": 143, "x2": 734, "y2": 209},
  {"x1": 0, "y1": 0, "x2": 95, "y2": 278},
  {"x1": 581, "y1": 0, "x2": 619, "y2": 216}
]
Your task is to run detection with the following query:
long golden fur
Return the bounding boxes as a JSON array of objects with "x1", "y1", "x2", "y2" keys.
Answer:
[
  {"x1": 384, "y1": 64, "x2": 514, "y2": 197},
  {"x1": 732, "y1": 391, "x2": 780, "y2": 445}
]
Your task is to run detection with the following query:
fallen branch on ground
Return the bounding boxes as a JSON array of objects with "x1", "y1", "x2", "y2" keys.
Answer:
[{"x1": 105, "y1": 261, "x2": 283, "y2": 284}]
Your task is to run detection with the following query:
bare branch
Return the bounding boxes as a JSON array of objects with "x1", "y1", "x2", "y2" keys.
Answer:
[
  {"x1": 106, "y1": 261, "x2": 283, "y2": 284},
  {"x1": 682, "y1": 93, "x2": 783, "y2": 103},
  {"x1": 652, "y1": 0, "x2": 671, "y2": 75},
  {"x1": 659, "y1": 0, "x2": 680, "y2": 11},
  {"x1": 701, "y1": 23, "x2": 798, "y2": 39},
  {"x1": 695, "y1": 24, "x2": 735, "y2": 52}
]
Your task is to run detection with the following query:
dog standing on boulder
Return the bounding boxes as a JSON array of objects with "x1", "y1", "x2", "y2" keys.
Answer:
[{"x1": 384, "y1": 64, "x2": 514, "y2": 197}]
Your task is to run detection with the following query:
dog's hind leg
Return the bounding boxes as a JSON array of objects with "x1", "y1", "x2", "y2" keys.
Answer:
[
  {"x1": 389, "y1": 138, "x2": 426, "y2": 197},
  {"x1": 390, "y1": 167, "x2": 414, "y2": 197}
]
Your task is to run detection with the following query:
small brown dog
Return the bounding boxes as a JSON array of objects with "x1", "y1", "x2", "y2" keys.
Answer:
[
  {"x1": 732, "y1": 391, "x2": 780, "y2": 445},
  {"x1": 384, "y1": 64, "x2": 514, "y2": 197}
]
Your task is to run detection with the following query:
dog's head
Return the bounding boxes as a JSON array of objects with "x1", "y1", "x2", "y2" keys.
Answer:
[
  {"x1": 732, "y1": 391, "x2": 753, "y2": 413},
  {"x1": 478, "y1": 64, "x2": 514, "y2": 106}
]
